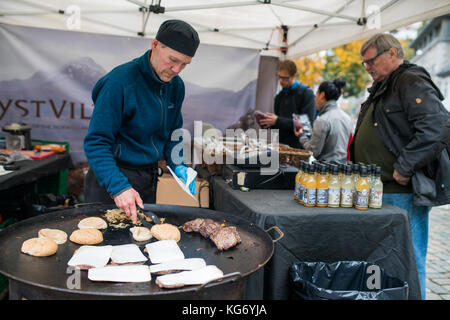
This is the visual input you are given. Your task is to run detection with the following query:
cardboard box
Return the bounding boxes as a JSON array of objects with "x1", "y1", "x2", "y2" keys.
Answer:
[{"x1": 156, "y1": 173, "x2": 209, "y2": 208}]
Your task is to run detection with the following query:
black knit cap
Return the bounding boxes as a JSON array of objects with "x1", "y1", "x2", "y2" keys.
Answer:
[{"x1": 156, "y1": 19, "x2": 200, "y2": 57}]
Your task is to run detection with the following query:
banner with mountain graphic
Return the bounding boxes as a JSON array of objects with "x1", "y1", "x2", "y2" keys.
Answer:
[{"x1": 0, "y1": 23, "x2": 259, "y2": 164}]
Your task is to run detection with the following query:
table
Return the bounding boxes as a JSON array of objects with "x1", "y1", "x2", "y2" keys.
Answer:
[
  {"x1": 211, "y1": 176, "x2": 421, "y2": 300},
  {"x1": 0, "y1": 153, "x2": 72, "y2": 216}
]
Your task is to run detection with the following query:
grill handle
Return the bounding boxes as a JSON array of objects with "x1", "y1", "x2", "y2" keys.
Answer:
[
  {"x1": 265, "y1": 225, "x2": 284, "y2": 243},
  {"x1": 196, "y1": 271, "x2": 242, "y2": 291}
]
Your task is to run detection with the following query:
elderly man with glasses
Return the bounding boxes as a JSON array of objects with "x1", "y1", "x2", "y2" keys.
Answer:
[
  {"x1": 350, "y1": 33, "x2": 450, "y2": 300},
  {"x1": 258, "y1": 60, "x2": 316, "y2": 149}
]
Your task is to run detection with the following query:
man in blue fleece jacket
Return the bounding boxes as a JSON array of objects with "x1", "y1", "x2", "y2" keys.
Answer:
[{"x1": 84, "y1": 20, "x2": 199, "y2": 223}]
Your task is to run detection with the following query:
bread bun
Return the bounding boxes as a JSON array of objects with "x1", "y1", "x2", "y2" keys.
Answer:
[
  {"x1": 151, "y1": 224, "x2": 181, "y2": 242},
  {"x1": 21, "y1": 238, "x2": 58, "y2": 257},
  {"x1": 38, "y1": 228, "x2": 68, "y2": 245},
  {"x1": 130, "y1": 227, "x2": 152, "y2": 242},
  {"x1": 70, "y1": 228, "x2": 103, "y2": 245},
  {"x1": 78, "y1": 217, "x2": 107, "y2": 230}
]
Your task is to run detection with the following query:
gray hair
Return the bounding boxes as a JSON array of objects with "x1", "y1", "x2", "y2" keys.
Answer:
[{"x1": 360, "y1": 33, "x2": 404, "y2": 59}]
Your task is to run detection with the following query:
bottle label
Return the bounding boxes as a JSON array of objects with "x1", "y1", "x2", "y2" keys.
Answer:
[
  {"x1": 356, "y1": 189, "x2": 369, "y2": 208},
  {"x1": 307, "y1": 188, "x2": 316, "y2": 205},
  {"x1": 341, "y1": 189, "x2": 353, "y2": 206},
  {"x1": 369, "y1": 189, "x2": 383, "y2": 207},
  {"x1": 294, "y1": 182, "x2": 301, "y2": 198},
  {"x1": 317, "y1": 188, "x2": 328, "y2": 205},
  {"x1": 328, "y1": 188, "x2": 340, "y2": 205}
]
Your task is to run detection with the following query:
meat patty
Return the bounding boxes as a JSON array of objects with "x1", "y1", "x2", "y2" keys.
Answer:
[
  {"x1": 182, "y1": 218, "x2": 204, "y2": 233},
  {"x1": 198, "y1": 219, "x2": 222, "y2": 238},
  {"x1": 209, "y1": 226, "x2": 241, "y2": 251}
]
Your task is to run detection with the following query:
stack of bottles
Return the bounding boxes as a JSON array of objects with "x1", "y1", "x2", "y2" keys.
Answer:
[{"x1": 294, "y1": 161, "x2": 383, "y2": 210}]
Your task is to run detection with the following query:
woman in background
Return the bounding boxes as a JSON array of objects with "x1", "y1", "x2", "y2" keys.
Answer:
[{"x1": 295, "y1": 78, "x2": 353, "y2": 163}]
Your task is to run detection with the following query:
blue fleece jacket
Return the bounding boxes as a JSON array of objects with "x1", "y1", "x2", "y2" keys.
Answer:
[{"x1": 84, "y1": 50, "x2": 186, "y2": 197}]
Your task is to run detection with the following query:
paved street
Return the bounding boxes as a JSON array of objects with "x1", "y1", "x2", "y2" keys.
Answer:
[{"x1": 426, "y1": 204, "x2": 450, "y2": 300}]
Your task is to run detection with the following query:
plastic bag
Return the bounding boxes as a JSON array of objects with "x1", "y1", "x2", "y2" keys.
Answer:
[{"x1": 290, "y1": 261, "x2": 409, "y2": 300}]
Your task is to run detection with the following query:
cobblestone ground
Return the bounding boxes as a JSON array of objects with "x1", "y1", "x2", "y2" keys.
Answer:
[{"x1": 426, "y1": 204, "x2": 450, "y2": 300}]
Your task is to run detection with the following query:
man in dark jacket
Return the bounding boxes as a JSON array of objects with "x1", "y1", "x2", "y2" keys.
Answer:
[
  {"x1": 84, "y1": 20, "x2": 199, "y2": 224},
  {"x1": 350, "y1": 33, "x2": 450, "y2": 299},
  {"x1": 258, "y1": 60, "x2": 316, "y2": 149}
]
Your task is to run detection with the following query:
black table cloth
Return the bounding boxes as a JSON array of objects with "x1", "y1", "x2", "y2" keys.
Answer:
[{"x1": 211, "y1": 176, "x2": 421, "y2": 300}]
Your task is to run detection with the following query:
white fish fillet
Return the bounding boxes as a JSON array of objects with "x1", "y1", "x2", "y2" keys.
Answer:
[
  {"x1": 155, "y1": 265, "x2": 224, "y2": 289},
  {"x1": 88, "y1": 265, "x2": 151, "y2": 282},
  {"x1": 149, "y1": 258, "x2": 206, "y2": 274},
  {"x1": 145, "y1": 240, "x2": 184, "y2": 264},
  {"x1": 67, "y1": 245, "x2": 112, "y2": 269},
  {"x1": 111, "y1": 244, "x2": 147, "y2": 264}
]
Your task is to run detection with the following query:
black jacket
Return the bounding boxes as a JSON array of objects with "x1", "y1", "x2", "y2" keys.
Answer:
[
  {"x1": 350, "y1": 61, "x2": 450, "y2": 206},
  {"x1": 272, "y1": 83, "x2": 316, "y2": 149}
]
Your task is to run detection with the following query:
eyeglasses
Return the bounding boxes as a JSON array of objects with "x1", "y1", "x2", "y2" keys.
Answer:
[
  {"x1": 361, "y1": 49, "x2": 389, "y2": 67},
  {"x1": 277, "y1": 74, "x2": 292, "y2": 81}
]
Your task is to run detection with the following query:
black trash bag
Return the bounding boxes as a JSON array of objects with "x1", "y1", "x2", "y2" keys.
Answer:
[{"x1": 290, "y1": 261, "x2": 409, "y2": 300}]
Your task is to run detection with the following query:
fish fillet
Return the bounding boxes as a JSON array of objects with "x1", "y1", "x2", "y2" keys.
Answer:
[
  {"x1": 110, "y1": 244, "x2": 147, "y2": 264},
  {"x1": 149, "y1": 258, "x2": 206, "y2": 274},
  {"x1": 67, "y1": 245, "x2": 112, "y2": 269}
]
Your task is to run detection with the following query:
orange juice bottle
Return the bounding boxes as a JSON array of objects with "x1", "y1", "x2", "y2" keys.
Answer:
[
  {"x1": 316, "y1": 164, "x2": 328, "y2": 207},
  {"x1": 369, "y1": 166, "x2": 383, "y2": 209},
  {"x1": 300, "y1": 163, "x2": 310, "y2": 205},
  {"x1": 304, "y1": 165, "x2": 317, "y2": 207},
  {"x1": 355, "y1": 165, "x2": 370, "y2": 210}
]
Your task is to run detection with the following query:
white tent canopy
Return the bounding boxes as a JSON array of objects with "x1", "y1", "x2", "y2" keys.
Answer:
[{"x1": 1, "y1": 0, "x2": 449, "y2": 59}]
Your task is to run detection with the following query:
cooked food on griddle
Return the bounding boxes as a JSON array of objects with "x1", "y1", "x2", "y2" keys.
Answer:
[
  {"x1": 151, "y1": 223, "x2": 181, "y2": 242},
  {"x1": 21, "y1": 238, "x2": 58, "y2": 257},
  {"x1": 104, "y1": 208, "x2": 152, "y2": 228},
  {"x1": 149, "y1": 258, "x2": 207, "y2": 275},
  {"x1": 130, "y1": 226, "x2": 152, "y2": 242},
  {"x1": 145, "y1": 240, "x2": 184, "y2": 264},
  {"x1": 88, "y1": 265, "x2": 151, "y2": 283},
  {"x1": 155, "y1": 265, "x2": 223, "y2": 289},
  {"x1": 67, "y1": 245, "x2": 112, "y2": 269},
  {"x1": 110, "y1": 244, "x2": 147, "y2": 265},
  {"x1": 78, "y1": 217, "x2": 108, "y2": 230},
  {"x1": 182, "y1": 218, "x2": 204, "y2": 233},
  {"x1": 69, "y1": 228, "x2": 103, "y2": 245},
  {"x1": 198, "y1": 219, "x2": 222, "y2": 238},
  {"x1": 182, "y1": 218, "x2": 241, "y2": 251},
  {"x1": 38, "y1": 228, "x2": 68, "y2": 245},
  {"x1": 209, "y1": 226, "x2": 241, "y2": 251}
]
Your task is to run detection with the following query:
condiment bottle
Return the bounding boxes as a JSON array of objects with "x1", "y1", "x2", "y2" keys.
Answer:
[
  {"x1": 300, "y1": 163, "x2": 310, "y2": 205},
  {"x1": 304, "y1": 165, "x2": 317, "y2": 207},
  {"x1": 355, "y1": 165, "x2": 370, "y2": 210},
  {"x1": 316, "y1": 164, "x2": 328, "y2": 207},
  {"x1": 327, "y1": 164, "x2": 340, "y2": 208},
  {"x1": 340, "y1": 165, "x2": 354, "y2": 208},
  {"x1": 351, "y1": 164, "x2": 360, "y2": 206},
  {"x1": 369, "y1": 166, "x2": 383, "y2": 209},
  {"x1": 294, "y1": 162, "x2": 303, "y2": 202}
]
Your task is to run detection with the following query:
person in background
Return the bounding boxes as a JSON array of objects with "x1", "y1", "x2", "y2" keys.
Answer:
[
  {"x1": 350, "y1": 33, "x2": 450, "y2": 299},
  {"x1": 258, "y1": 60, "x2": 316, "y2": 149},
  {"x1": 294, "y1": 78, "x2": 352, "y2": 163},
  {"x1": 84, "y1": 20, "x2": 199, "y2": 224}
]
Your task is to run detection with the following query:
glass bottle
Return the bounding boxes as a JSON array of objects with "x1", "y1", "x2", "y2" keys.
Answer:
[
  {"x1": 300, "y1": 163, "x2": 310, "y2": 205},
  {"x1": 316, "y1": 164, "x2": 328, "y2": 207},
  {"x1": 340, "y1": 165, "x2": 354, "y2": 208},
  {"x1": 304, "y1": 165, "x2": 317, "y2": 207},
  {"x1": 369, "y1": 166, "x2": 383, "y2": 209},
  {"x1": 328, "y1": 164, "x2": 340, "y2": 208},
  {"x1": 355, "y1": 165, "x2": 370, "y2": 210},
  {"x1": 294, "y1": 161, "x2": 303, "y2": 202}
]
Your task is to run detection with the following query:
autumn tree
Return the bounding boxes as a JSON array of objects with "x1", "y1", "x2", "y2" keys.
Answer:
[{"x1": 294, "y1": 53, "x2": 324, "y2": 89}]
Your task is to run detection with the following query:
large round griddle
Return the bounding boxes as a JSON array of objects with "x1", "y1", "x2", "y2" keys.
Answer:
[{"x1": 0, "y1": 204, "x2": 278, "y2": 299}]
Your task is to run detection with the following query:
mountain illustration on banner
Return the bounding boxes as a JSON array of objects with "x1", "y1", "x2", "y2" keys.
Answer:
[{"x1": 0, "y1": 57, "x2": 256, "y2": 164}]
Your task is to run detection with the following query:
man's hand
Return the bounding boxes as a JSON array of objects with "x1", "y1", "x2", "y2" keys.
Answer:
[
  {"x1": 393, "y1": 169, "x2": 410, "y2": 186},
  {"x1": 294, "y1": 127, "x2": 304, "y2": 137},
  {"x1": 113, "y1": 188, "x2": 143, "y2": 224},
  {"x1": 258, "y1": 112, "x2": 278, "y2": 129},
  {"x1": 174, "y1": 165, "x2": 197, "y2": 195}
]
